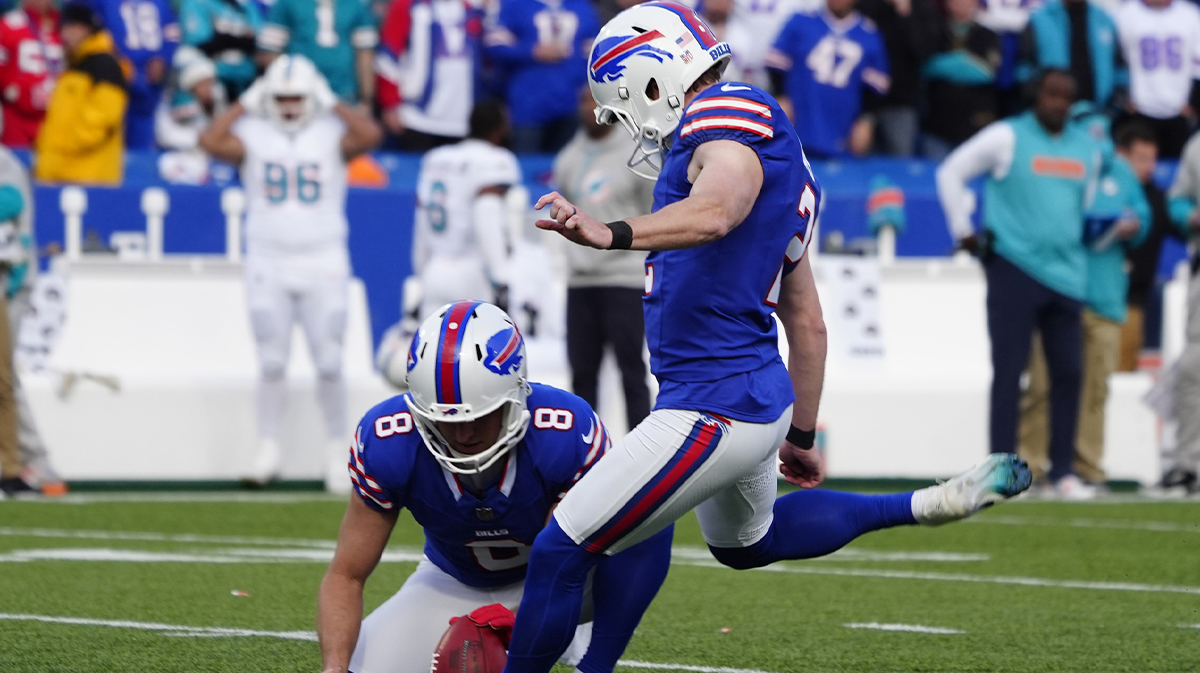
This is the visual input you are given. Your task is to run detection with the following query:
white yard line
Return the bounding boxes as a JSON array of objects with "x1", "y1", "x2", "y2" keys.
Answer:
[
  {"x1": 0, "y1": 526, "x2": 337, "y2": 548},
  {"x1": 0, "y1": 613, "x2": 318, "y2": 641},
  {"x1": 0, "y1": 613, "x2": 781, "y2": 673},
  {"x1": 969, "y1": 515, "x2": 1200, "y2": 535},
  {"x1": 843, "y1": 622, "x2": 963, "y2": 634},
  {"x1": 672, "y1": 558, "x2": 1200, "y2": 596},
  {"x1": 24, "y1": 493, "x2": 344, "y2": 505}
]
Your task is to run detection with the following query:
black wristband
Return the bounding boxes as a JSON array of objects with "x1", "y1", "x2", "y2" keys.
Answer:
[
  {"x1": 605, "y1": 220, "x2": 633, "y2": 250},
  {"x1": 786, "y1": 425, "x2": 816, "y2": 449}
]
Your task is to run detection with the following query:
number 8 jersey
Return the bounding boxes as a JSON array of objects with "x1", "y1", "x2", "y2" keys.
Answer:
[
  {"x1": 646, "y1": 82, "x2": 821, "y2": 423},
  {"x1": 234, "y1": 113, "x2": 349, "y2": 255},
  {"x1": 350, "y1": 383, "x2": 609, "y2": 588}
]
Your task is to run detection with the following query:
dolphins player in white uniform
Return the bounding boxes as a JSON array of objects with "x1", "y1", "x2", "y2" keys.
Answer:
[
  {"x1": 200, "y1": 55, "x2": 383, "y2": 492},
  {"x1": 410, "y1": 100, "x2": 521, "y2": 320}
]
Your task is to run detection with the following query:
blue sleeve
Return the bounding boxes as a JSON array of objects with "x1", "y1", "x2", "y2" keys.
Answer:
[
  {"x1": 765, "y1": 15, "x2": 798, "y2": 74},
  {"x1": 485, "y1": 3, "x2": 537, "y2": 66},
  {"x1": 677, "y1": 88, "x2": 777, "y2": 152},
  {"x1": 863, "y1": 31, "x2": 890, "y2": 93},
  {"x1": 350, "y1": 404, "x2": 413, "y2": 513},
  {"x1": 576, "y1": 0, "x2": 599, "y2": 52},
  {"x1": 0, "y1": 185, "x2": 24, "y2": 222},
  {"x1": 158, "y1": 0, "x2": 180, "y2": 62}
]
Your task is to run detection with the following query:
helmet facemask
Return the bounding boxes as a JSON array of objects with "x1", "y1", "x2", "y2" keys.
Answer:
[
  {"x1": 595, "y1": 74, "x2": 687, "y2": 180},
  {"x1": 409, "y1": 390, "x2": 530, "y2": 475}
]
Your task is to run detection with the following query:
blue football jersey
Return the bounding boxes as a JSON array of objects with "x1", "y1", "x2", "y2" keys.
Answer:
[
  {"x1": 96, "y1": 0, "x2": 181, "y2": 113},
  {"x1": 766, "y1": 11, "x2": 889, "y2": 157},
  {"x1": 646, "y1": 83, "x2": 820, "y2": 423},
  {"x1": 350, "y1": 383, "x2": 609, "y2": 589},
  {"x1": 484, "y1": 0, "x2": 600, "y2": 126}
]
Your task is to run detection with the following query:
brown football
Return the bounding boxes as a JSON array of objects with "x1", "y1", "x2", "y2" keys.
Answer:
[{"x1": 430, "y1": 618, "x2": 508, "y2": 673}]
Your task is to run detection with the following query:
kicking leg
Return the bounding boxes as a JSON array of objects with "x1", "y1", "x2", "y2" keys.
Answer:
[{"x1": 701, "y1": 453, "x2": 916, "y2": 569}]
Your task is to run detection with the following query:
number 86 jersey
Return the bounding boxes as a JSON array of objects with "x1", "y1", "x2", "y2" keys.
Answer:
[
  {"x1": 349, "y1": 383, "x2": 610, "y2": 589},
  {"x1": 233, "y1": 112, "x2": 349, "y2": 255}
]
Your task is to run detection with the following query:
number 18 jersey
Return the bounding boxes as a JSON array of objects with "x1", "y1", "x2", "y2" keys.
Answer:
[
  {"x1": 646, "y1": 83, "x2": 821, "y2": 423},
  {"x1": 234, "y1": 113, "x2": 348, "y2": 256}
]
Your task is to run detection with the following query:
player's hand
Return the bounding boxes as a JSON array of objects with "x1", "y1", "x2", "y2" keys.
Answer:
[
  {"x1": 383, "y1": 108, "x2": 404, "y2": 135},
  {"x1": 449, "y1": 603, "x2": 516, "y2": 648},
  {"x1": 239, "y1": 79, "x2": 267, "y2": 115},
  {"x1": 146, "y1": 57, "x2": 166, "y2": 85},
  {"x1": 533, "y1": 42, "x2": 569, "y2": 63},
  {"x1": 313, "y1": 76, "x2": 338, "y2": 114},
  {"x1": 1116, "y1": 217, "x2": 1141, "y2": 241},
  {"x1": 535, "y1": 191, "x2": 613, "y2": 249},
  {"x1": 778, "y1": 443, "x2": 824, "y2": 488}
]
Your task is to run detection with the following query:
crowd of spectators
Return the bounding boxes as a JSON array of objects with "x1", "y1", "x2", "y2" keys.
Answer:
[{"x1": 8, "y1": 0, "x2": 1200, "y2": 172}]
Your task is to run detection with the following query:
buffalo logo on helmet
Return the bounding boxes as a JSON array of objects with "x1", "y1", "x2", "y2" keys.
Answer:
[
  {"x1": 406, "y1": 334, "x2": 420, "y2": 373},
  {"x1": 482, "y1": 326, "x2": 523, "y2": 376},
  {"x1": 590, "y1": 31, "x2": 674, "y2": 83}
]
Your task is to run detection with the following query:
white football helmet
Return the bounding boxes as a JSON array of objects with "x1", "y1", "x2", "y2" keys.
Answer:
[
  {"x1": 261, "y1": 54, "x2": 322, "y2": 133},
  {"x1": 588, "y1": 1, "x2": 731, "y2": 177},
  {"x1": 406, "y1": 301, "x2": 531, "y2": 475}
]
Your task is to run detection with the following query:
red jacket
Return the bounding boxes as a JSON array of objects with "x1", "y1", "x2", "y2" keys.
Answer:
[{"x1": 0, "y1": 7, "x2": 62, "y2": 147}]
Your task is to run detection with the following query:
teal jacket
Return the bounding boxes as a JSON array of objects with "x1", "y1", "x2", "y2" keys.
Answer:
[
  {"x1": 1084, "y1": 156, "x2": 1150, "y2": 323},
  {"x1": 1024, "y1": 1, "x2": 1125, "y2": 106},
  {"x1": 983, "y1": 111, "x2": 1101, "y2": 300}
]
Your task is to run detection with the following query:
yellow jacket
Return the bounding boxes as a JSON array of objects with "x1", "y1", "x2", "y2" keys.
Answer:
[{"x1": 34, "y1": 32, "x2": 128, "y2": 185}]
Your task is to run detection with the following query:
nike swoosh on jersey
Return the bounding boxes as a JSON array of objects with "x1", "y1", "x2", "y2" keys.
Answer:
[
  {"x1": 720, "y1": 83, "x2": 751, "y2": 92},
  {"x1": 581, "y1": 418, "x2": 596, "y2": 445}
]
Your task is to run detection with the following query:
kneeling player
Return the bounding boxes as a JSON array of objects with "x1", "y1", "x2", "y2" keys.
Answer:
[{"x1": 316, "y1": 301, "x2": 672, "y2": 673}]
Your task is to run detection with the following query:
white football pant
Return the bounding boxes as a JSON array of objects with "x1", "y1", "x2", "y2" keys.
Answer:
[
  {"x1": 246, "y1": 247, "x2": 349, "y2": 442},
  {"x1": 417, "y1": 255, "x2": 492, "y2": 322},
  {"x1": 555, "y1": 407, "x2": 792, "y2": 554},
  {"x1": 349, "y1": 557, "x2": 591, "y2": 673}
]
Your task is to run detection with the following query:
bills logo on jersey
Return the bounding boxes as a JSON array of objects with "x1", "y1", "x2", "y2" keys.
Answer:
[
  {"x1": 483, "y1": 327, "x2": 523, "y2": 376},
  {"x1": 590, "y1": 31, "x2": 674, "y2": 83}
]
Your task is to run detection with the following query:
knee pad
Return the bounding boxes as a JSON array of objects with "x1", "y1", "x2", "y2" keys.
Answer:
[{"x1": 707, "y1": 539, "x2": 772, "y2": 571}]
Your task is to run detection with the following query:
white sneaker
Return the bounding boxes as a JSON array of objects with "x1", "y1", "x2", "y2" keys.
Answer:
[
  {"x1": 325, "y1": 440, "x2": 352, "y2": 495},
  {"x1": 243, "y1": 439, "x2": 282, "y2": 487},
  {"x1": 913, "y1": 454, "x2": 1033, "y2": 526},
  {"x1": 1055, "y1": 474, "x2": 1099, "y2": 501}
]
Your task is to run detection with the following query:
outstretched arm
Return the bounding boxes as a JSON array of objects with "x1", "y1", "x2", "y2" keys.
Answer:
[
  {"x1": 198, "y1": 102, "x2": 247, "y2": 164},
  {"x1": 775, "y1": 252, "x2": 827, "y2": 488},
  {"x1": 318, "y1": 495, "x2": 399, "y2": 673},
  {"x1": 337, "y1": 103, "x2": 385, "y2": 161},
  {"x1": 535, "y1": 139, "x2": 763, "y2": 251}
]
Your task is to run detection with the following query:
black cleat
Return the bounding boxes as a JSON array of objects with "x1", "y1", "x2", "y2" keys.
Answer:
[
  {"x1": 1160, "y1": 467, "x2": 1198, "y2": 491},
  {"x1": 0, "y1": 477, "x2": 39, "y2": 498}
]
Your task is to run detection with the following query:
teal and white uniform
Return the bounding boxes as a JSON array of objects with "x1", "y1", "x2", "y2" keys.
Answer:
[
  {"x1": 257, "y1": 0, "x2": 379, "y2": 102},
  {"x1": 937, "y1": 110, "x2": 1102, "y2": 299}
]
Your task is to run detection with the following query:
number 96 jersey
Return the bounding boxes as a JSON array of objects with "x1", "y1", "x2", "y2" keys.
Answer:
[
  {"x1": 233, "y1": 113, "x2": 349, "y2": 255},
  {"x1": 350, "y1": 383, "x2": 610, "y2": 589}
]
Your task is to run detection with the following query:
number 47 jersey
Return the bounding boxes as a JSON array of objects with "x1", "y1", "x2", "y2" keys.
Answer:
[
  {"x1": 233, "y1": 113, "x2": 349, "y2": 255},
  {"x1": 646, "y1": 82, "x2": 821, "y2": 423},
  {"x1": 349, "y1": 383, "x2": 609, "y2": 589}
]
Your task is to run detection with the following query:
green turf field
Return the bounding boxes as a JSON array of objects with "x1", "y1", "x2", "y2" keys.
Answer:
[{"x1": 1, "y1": 491, "x2": 1197, "y2": 672}]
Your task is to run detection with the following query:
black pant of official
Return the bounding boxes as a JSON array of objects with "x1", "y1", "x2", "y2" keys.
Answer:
[
  {"x1": 566, "y1": 287, "x2": 651, "y2": 431},
  {"x1": 985, "y1": 255, "x2": 1083, "y2": 483}
]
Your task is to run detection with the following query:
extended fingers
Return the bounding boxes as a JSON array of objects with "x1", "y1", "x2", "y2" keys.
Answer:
[{"x1": 534, "y1": 192, "x2": 562, "y2": 210}]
